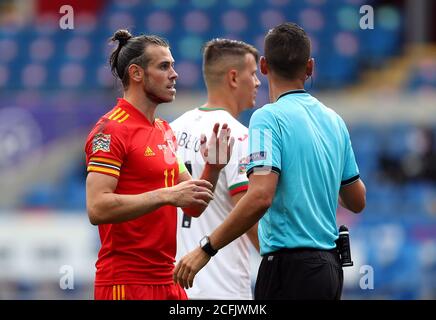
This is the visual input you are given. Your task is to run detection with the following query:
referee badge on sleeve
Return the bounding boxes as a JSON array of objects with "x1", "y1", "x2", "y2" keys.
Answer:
[
  {"x1": 248, "y1": 151, "x2": 267, "y2": 162},
  {"x1": 238, "y1": 156, "x2": 249, "y2": 174},
  {"x1": 92, "y1": 133, "x2": 111, "y2": 153}
]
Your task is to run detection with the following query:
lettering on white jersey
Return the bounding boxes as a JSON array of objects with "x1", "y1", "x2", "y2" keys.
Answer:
[{"x1": 175, "y1": 131, "x2": 201, "y2": 152}]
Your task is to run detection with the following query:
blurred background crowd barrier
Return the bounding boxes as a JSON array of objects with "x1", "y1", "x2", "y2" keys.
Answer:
[{"x1": 0, "y1": 0, "x2": 435, "y2": 299}]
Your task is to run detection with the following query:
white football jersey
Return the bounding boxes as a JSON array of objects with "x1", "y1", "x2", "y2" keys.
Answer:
[{"x1": 171, "y1": 107, "x2": 253, "y2": 300}]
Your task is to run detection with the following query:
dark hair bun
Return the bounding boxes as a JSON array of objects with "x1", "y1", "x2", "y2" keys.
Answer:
[{"x1": 111, "y1": 29, "x2": 132, "y2": 46}]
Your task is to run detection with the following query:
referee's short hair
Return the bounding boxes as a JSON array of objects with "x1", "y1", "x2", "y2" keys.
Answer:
[{"x1": 264, "y1": 22, "x2": 311, "y2": 80}]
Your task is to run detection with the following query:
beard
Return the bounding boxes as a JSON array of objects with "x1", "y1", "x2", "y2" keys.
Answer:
[{"x1": 142, "y1": 78, "x2": 174, "y2": 104}]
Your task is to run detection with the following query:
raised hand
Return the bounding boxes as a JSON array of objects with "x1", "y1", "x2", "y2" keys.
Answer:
[{"x1": 200, "y1": 123, "x2": 235, "y2": 170}]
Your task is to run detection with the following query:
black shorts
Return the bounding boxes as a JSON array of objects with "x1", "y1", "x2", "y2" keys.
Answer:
[{"x1": 254, "y1": 248, "x2": 343, "y2": 300}]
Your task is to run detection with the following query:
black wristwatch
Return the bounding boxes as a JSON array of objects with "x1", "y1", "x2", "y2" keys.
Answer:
[{"x1": 199, "y1": 236, "x2": 218, "y2": 257}]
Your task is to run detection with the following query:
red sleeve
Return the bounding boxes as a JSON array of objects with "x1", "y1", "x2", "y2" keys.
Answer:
[{"x1": 84, "y1": 118, "x2": 127, "y2": 178}]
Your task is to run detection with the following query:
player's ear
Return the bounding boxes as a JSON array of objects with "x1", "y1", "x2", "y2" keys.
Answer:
[
  {"x1": 260, "y1": 56, "x2": 268, "y2": 75},
  {"x1": 128, "y1": 64, "x2": 143, "y2": 83},
  {"x1": 306, "y1": 58, "x2": 314, "y2": 78},
  {"x1": 227, "y1": 69, "x2": 238, "y2": 89}
]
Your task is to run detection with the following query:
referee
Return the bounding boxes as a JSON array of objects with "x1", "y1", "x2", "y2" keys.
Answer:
[{"x1": 174, "y1": 22, "x2": 366, "y2": 300}]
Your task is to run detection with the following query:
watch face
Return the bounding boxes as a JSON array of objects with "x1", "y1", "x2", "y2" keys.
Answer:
[{"x1": 200, "y1": 236, "x2": 209, "y2": 247}]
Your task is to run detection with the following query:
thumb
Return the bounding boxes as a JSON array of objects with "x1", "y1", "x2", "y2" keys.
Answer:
[{"x1": 200, "y1": 134, "x2": 208, "y2": 157}]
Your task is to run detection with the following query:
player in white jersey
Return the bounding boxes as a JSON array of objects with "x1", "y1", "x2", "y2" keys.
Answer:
[{"x1": 171, "y1": 39, "x2": 261, "y2": 299}]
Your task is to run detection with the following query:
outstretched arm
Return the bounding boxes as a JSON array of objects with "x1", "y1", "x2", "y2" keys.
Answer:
[
  {"x1": 173, "y1": 172, "x2": 278, "y2": 289},
  {"x1": 232, "y1": 191, "x2": 260, "y2": 252}
]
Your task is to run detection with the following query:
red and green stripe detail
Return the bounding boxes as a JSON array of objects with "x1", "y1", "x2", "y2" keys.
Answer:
[{"x1": 228, "y1": 181, "x2": 248, "y2": 196}]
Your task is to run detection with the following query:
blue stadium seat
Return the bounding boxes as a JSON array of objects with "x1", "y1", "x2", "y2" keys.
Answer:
[{"x1": 0, "y1": 0, "x2": 403, "y2": 91}]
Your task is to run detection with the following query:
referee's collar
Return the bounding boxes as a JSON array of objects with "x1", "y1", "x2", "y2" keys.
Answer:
[{"x1": 276, "y1": 89, "x2": 307, "y2": 101}]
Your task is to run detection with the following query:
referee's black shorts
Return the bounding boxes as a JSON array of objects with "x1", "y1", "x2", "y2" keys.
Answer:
[{"x1": 254, "y1": 247, "x2": 343, "y2": 300}]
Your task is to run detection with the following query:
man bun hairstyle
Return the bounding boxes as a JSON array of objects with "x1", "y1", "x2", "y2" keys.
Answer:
[
  {"x1": 109, "y1": 29, "x2": 169, "y2": 88},
  {"x1": 264, "y1": 22, "x2": 311, "y2": 80},
  {"x1": 112, "y1": 29, "x2": 132, "y2": 46}
]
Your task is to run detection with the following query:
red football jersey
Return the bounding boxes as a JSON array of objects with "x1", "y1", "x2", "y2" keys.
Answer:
[{"x1": 85, "y1": 98, "x2": 179, "y2": 285}]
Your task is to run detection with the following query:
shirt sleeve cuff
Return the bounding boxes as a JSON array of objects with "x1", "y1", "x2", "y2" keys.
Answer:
[
  {"x1": 87, "y1": 156, "x2": 121, "y2": 178},
  {"x1": 228, "y1": 181, "x2": 249, "y2": 196},
  {"x1": 246, "y1": 165, "x2": 281, "y2": 178},
  {"x1": 341, "y1": 174, "x2": 360, "y2": 186}
]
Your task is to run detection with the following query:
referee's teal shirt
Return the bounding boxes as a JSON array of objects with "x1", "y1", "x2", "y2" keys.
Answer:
[{"x1": 246, "y1": 90, "x2": 360, "y2": 255}]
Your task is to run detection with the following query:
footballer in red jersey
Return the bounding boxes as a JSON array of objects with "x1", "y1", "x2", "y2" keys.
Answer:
[
  {"x1": 86, "y1": 98, "x2": 183, "y2": 286},
  {"x1": 85, "y1": 30, "x2": 233, "y2": 300}
]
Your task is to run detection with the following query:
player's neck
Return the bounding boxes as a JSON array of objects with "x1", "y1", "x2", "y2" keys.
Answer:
[
  {"x1": 269, "y1": 76, "x2": 305, "y2": 102},
  {"x1": 205, "y1": 90, "x2": 239, "y2": 118},
  {"x1": 123, "y1": 90, "x2": 158, "y2": 124}
]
